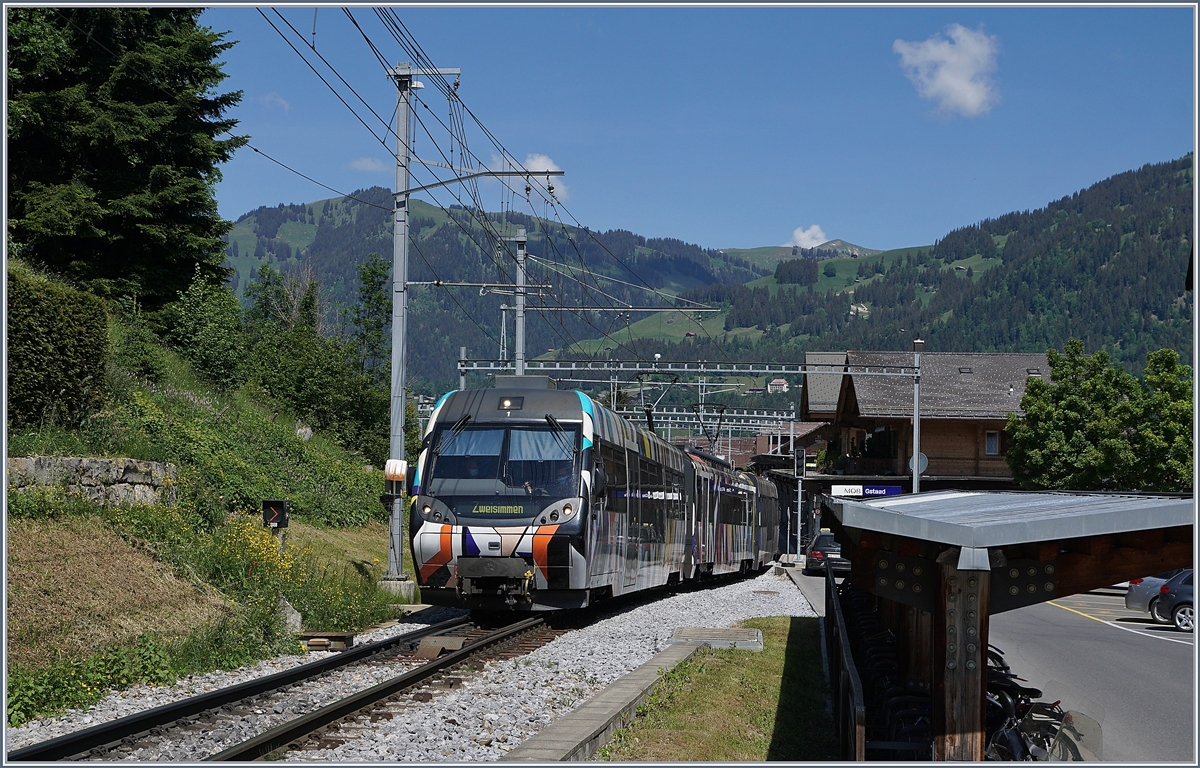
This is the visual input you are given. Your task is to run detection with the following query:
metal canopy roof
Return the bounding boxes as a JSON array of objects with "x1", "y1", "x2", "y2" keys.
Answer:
[{"x1": 825, "y1": 490, "x2": 1195, "y2": 548}]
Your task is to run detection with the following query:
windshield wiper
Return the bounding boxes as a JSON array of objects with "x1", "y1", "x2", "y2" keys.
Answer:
[
  {"x1": 436, "y1": 415, "x2": 471, "y2": 452},
  {"x1": 544, "y1": 414, "x2": 575, "y2": 457}
]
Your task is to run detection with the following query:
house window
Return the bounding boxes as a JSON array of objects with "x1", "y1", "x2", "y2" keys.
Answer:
[{"x1": 985, "y1": 431, "x2": 1000, "y2": 456}]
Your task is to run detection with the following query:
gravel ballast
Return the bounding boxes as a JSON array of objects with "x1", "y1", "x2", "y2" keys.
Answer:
[
  {"x1": 293, "y1": 569, "x2": 816, "y2": 762},
  {"x1": 6, "y1": 570, "x2": 815, "y2": 762},
  {"x1": 3, "y1": 607, "x2": 468, "y2": 756}
]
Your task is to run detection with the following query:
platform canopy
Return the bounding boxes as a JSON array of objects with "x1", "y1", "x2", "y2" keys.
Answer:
[
  {"x1": 818, "y1": 489, "x2": 1193, "y2": 761},
  {"x1": 824, "y1": 490, "x2": 1194, "y2": 548}
]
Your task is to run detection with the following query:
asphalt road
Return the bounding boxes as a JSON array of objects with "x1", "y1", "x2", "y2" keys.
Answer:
[{"x1": 989, "y1": 588, "x2": 1195, "y2": 763}]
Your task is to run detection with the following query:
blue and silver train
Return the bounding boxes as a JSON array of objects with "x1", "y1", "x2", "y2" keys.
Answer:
[{"x1": 409, "y1": 385, "x2": 781, "y2": 611}]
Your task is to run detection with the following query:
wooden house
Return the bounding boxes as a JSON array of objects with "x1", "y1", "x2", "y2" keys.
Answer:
[{"x1": 832, "y1": 351, "x2": 1048, "y2": 479}]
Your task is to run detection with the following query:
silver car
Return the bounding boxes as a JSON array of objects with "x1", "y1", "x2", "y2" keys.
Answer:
[{"x1": 1125, "y1": 570, "x2": 1184, "y2": 624}]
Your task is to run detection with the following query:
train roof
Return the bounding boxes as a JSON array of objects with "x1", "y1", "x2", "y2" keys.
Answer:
[
  {"x1": 427, "y1": 388, "x2": 688, "y2": 473},
  {"x1": 430, "y1": 388, "x2": 584, "y2": 423}
]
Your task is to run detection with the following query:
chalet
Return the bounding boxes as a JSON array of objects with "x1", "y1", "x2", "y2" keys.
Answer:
[
  {"x1": 833, "y1": 351, "x2": 1048, "y2": 479},
  {"x1": 767, "y1": 378, "x2": 790, "y2": 394}
]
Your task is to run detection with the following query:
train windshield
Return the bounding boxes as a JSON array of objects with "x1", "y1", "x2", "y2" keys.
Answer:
[{"x1": 426, "y1": 425, "x2": 580, "y2": 511}]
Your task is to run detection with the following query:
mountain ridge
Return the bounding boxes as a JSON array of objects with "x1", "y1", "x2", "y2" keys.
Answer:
[{"x1": 221, "y1": 154, "x2": 1192, "y2": 389}]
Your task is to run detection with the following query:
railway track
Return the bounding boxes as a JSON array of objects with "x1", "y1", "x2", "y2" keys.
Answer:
[
  {"x1": 208, "y1": 616, "x2": 563, "y2": 761},
  {"x1": 7, "y1": 614, "x2": 564, "y2": 762},
  {"x1": 7, "y1": 615, "x2": 470, "y2": 761}
]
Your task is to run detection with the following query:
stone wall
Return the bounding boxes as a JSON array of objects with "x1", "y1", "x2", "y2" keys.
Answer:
[{"x1": 6, "y1": 456, "x2": 178, "y2": 506}]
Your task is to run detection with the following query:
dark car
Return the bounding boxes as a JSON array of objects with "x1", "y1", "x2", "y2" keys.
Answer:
[
  {"x1": 1155, "y1": 569, "x2": 1193, "y2": 632},
  {"x1": 803, "y1": 532, "x2": 850, "y2": 576}
]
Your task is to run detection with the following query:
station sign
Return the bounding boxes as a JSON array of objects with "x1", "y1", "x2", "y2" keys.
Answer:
[
  {"x1": 831, "y1": 484, "x2": 903, "y2": 497},
  {"x1": 864, "y1": 485, "x2": 902, "y2": 497}
]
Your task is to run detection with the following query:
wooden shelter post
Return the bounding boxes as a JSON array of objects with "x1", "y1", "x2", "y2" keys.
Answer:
[{"x1": 932, "y1": 547, "x2": 991, "y2": 761}]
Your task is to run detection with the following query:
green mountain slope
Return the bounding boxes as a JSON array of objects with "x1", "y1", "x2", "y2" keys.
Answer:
[
  {"x1": 222, "y1": 195, "x2": 770, "y2": 392},
  {"x1": 224, "y1": 154, "x2": 1191, "y2": 389},
  {"x1": 616, "y1": 155, "x2": 1193, "y2": 375}
]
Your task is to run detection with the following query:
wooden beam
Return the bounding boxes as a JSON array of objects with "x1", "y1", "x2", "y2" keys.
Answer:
[
  {"x1": 932, "y1": 556, "x2": 990, "y2": 761},
  {"x1": 904, "y1": 605, "x2": 933, "y2": 691},
  {"x1": 1055, "y1": 540, "x2": 1193, "y2": 597},
  {"x1": 1114, "y1": 529, "x2": 1165, "y2": 550},
  {"x1": 1066, "y1": 534, "x2": 1112, "y2": 557}
]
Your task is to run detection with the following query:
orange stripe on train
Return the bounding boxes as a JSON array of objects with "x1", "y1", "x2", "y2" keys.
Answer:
[
  {"x1": 531, "y1": 525, "x2": 560, "y2": 581},
  {"x1": 419, "y1": 524, "x2": 454, "y2": 581}
]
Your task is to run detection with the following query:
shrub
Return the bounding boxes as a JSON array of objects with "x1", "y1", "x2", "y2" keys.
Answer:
[
  {"x1": 110, "y1": 321, "x2": 169, "y2": 383},
  {"x1": 6, "y1": 261, "x2": 108, "y2": 427},
  {"x1": 162, "y1": 268, "x2": 249, "y2": 390}
]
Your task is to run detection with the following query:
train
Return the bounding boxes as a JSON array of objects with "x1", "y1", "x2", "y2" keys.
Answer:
[{"x1": 408, "y1": 385, "x2": 782, "y2": 611}]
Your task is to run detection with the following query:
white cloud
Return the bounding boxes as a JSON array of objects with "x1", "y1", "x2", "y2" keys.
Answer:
[
  {"x1": 893, "y1": 24, "x2": 999, "y2": 118},
  {"x1": 349, "y1": 157, "x2": 391, "y2": 173},
  {"x1": 784, "y1": 224, "x2": 828, "y2": 249},
  {"x1": 253, "y1": 92, "x2": 291, "y2": 111}
]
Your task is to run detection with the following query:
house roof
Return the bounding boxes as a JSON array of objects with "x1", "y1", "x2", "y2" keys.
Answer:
[
  {"x1": 823, "y1": 490, "x2": 1193, "y2": 548},
  {"x1": 843, "y1": 351, "x2": 1048, "y2": 420},
  {"x1": 804, "y1": 352, "x2": 846, "y2": 415}
]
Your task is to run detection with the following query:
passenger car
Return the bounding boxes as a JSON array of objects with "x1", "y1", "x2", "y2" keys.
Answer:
[
  {"x1": 1154, "y1": 569, "x2": 1193, "y2": 632},
  {"x1": 803, "y1": 532, "x2": 850, "y2": 576},
  {"x1": 1125, "y1": 570, "x2": 1184, "y2": 624}
]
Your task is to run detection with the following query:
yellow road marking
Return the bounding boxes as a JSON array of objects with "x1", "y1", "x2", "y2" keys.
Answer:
[
  {"x1": 1048, "y1": 600, "x2": 1107, "y2": 623},
  {"x1": 1048, "y1": 600, "x2": 1194, "y2": 646}
]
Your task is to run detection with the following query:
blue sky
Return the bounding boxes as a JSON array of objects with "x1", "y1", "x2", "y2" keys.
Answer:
[{"x1": 201, "y1": 6, "x2": 1195, "y2": 252}]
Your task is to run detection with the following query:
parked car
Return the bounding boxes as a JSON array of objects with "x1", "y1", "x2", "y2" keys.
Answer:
[
  {"x1": 1154, "y1": 569, "x2": 1193, "y2": 632},
  {"x1": 1125, "y1": 570, "x2": 1185, "y2": 624},
  {"x1": 803, "y1": 532, "x2": 850, "y2": 576}
]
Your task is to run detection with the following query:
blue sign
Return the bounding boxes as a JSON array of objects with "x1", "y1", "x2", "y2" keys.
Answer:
[{"x1": 863, "y1": 485, "x2": 902, "y2": 497}]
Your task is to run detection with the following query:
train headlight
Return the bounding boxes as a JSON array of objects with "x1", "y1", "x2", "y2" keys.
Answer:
[
  {"x1": 423, "y1": 505, "x2": 432, "y2": 516},
  {"x1": 562, "y1": 504, "x2": 573, "y2": 517},
  {"x1": 549, "y1": 510, "x2": 559, "y2": 522}
]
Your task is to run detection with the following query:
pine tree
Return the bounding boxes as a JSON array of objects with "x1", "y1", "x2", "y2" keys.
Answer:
[{"x1": 7, "y1": 8, "x2": 246, "y2": 306}]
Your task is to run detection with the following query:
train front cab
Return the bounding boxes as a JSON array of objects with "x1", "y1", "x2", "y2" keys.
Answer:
[{"x1": 409, "y1": 389, "x2": 597, "y2": 611}]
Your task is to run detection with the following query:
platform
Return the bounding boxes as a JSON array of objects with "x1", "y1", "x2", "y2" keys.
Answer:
[{"x1": 501, "y1": 641, "x2": 704, "y2": 761}]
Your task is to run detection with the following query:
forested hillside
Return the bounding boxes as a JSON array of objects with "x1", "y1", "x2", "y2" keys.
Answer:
[
  {"x1": 224, "y1": 193, "x2": 768, "y2": 391},
  {"x1": 658, "y1": 155, "x2": 1193, "y2": 374},
  {"x1": 225, "y1": 155, "x2": 1191, "y2": 390}
]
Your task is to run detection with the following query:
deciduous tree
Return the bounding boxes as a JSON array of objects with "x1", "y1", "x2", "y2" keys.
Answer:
[{"x1": 1005, "y1": 340, "x2": 1192, "y2": 491}]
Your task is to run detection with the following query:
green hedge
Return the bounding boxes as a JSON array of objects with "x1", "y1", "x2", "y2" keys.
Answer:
[{"x1": 7, "y1": 263, "x2": 108, "y2": 426}]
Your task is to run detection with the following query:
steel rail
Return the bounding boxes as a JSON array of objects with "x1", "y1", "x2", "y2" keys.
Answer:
[
  {"x1": 204, "y1": 616, "x2": 545, "y2": 761},
  {"x1": 6, "y1": 615, "x2": 471, "y2": 762}
]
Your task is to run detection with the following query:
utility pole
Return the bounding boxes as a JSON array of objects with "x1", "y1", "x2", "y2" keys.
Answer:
[
  {"x1": 912, "y1": 338, "x2": 923, "y2": 495},
  {"x1": 790, "y1": 413, "x2": 797, "y2": 558},
  {"x1": 383, "y1": 63, "x2": 458, "y2": 590},
  {"x1": 500, "y1": 304, "x2": 508, "y2": 361},
  {"x1": 505, "y1": 228, "x2": 528, "y2": 375}
]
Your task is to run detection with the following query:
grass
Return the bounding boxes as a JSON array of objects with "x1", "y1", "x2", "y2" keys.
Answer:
[
  {"x1": 597, "y1": 616, "x2": 837, "y2": 762},
  {"x1": 8, "y1": 347, "x2": 386, "y2": 529},
  {"x1": 6, "y1": 513, "x2": 229, "y2": 672},
  {"x1": 4, "y1": 491, "x2": 402, "y2": 726},
  {"x1": 6, "y1": 323, "x2": 410, "y2": 727}
]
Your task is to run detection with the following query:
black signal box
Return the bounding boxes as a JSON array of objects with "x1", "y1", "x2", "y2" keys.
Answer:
[{"x1": 263, "y1": 499, "x2": 290, "y2": 528}]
